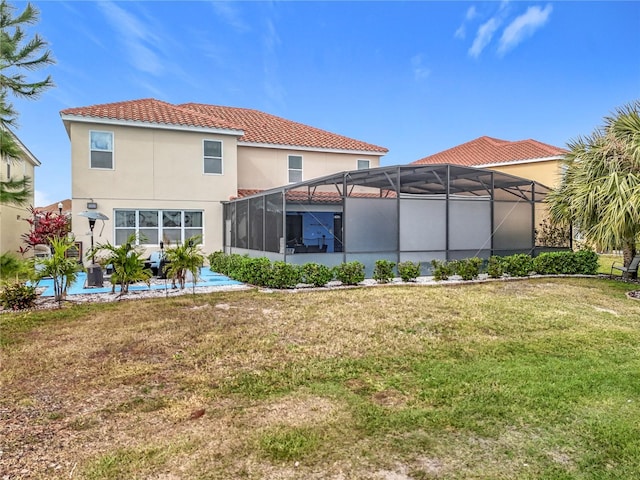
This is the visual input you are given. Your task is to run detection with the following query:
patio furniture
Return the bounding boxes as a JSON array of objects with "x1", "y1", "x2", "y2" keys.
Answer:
[{"x1": 610, "y1": 255, "x2": 640, "y2": 279}]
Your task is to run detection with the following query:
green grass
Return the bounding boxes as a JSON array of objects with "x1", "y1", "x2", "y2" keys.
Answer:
[{"x1": 1, "y1": 277, "x2": 639, "y2": 479}]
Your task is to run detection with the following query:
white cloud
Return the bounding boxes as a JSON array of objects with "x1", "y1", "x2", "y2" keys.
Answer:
[
  {"x1": 498, "y1": 4, "x2": 553, "y2": 55},
  {"x1": 34, "y1": 189, "x2": 54, "y2": 208},
  {"x1": 469, "y1": 17, "x2": 501, "y2": 58},
  {"x1": 98, "y1": 2, "x2": 165, "y2": 75},
  {"x1": 454, "y1": 5, "x2": 478, "y2": 40},
  {"x1": 211, "y1": 1, "x2": 250, "y2": 33},
  {"x1": 262, "y1": 18, "x2": 285, "y2": 107},
  {"x1": 411, "y1": 54, "x2": 431, "y2": 81}
]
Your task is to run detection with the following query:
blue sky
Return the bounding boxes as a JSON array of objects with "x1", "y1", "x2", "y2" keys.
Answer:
[{"x1": 8, "y1": 1, "x2": 640, "y2": 207}]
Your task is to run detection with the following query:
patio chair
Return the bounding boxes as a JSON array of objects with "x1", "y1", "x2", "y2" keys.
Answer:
[{"x1": 610, "y1": 255, "x2": 640, "y2": 279}]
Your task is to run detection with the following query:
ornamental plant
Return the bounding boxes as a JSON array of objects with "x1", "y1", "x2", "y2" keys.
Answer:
[
  {"x1": 20, "y1": 206, "x2": 71, "y2": 255},
  {"x1": 373, "y1": 259, "x2": 396, "y2": 283},
  {"x1": 302, "y1": 262, "x2": 334, "y2": 287},
  {"x1": 397, "y1": 261, "x2": 421, "y2": 282},
  {"x1": 164, "y1": 236, "x2": 205, "y2": 291},
  {"x1": 334, "y1": 261, "x2": 365, "y2": 285},
  {"x1": 35, "y1": 236, "x2": 81, "y2": 306},
  {"x1": 91, "y1": 234, "x2": 152, "y2": 294},
  {"x1": 0, "y1": 281, "x2": 37, "y2": 310}
]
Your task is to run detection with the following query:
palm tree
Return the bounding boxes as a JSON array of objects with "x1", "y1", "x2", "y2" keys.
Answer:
[
  {"x1": 0, "y1": 0, "x2": 53, "y2": 205},
  {"x1": 91, "y1": 234, "x2": 152, "y2": 294},
  {"x1": 547, "y1": 101, "x2": 640, "y2": 268},
  {"x1": 164, "y1": 237, "x2": 205, "y2": 291}
]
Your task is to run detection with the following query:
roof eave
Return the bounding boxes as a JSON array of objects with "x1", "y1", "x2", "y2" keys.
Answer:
[
  {"x1": 1, "y1": 127, "x2": 41, "y2": 166},
  {"x1": 238, "y1": 141, "x2": 387, "y2": 156},
  {"x1": 476, "y1": 155, "x2": 566, "y2": 169},
  {"x1": 59, "y1": 113, "x2": 245, "y2": 137}
]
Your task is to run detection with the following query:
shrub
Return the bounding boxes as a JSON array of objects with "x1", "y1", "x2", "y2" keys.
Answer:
[
  {"x1": 501, "y1": 254, "x2": 534, "y2": 277},
  {"x1": 265, "y1": 261, "x2": 302, "y2": 289},
  {"x1": 533, "y1": 249, "x2": 599, "y2": 275},
  {"x1": 334, "y1": 261, "x2": 365, "y2": 285},
  {"x1": 373, "y1": 260, "x2": 396, "y2": 283},
  {"x1": 302, "y1": 263, "x2": 334, "y2": 287},
  {"x1": 243, "y1": 257, "x2": 273, "y2": 286},
  {"x1": 574, "y1": 249, "x2": 599, "y2": 275},
  {"x1": 0, "y1": 282, "x2": 37, "y2": 310},
  {"x1": 431, "y1": 259, "x2": 453, "y2": 281},
  {"x1": 452, "y1": 257, "x2": 483, "y2": 280},
  {"x1": 226, "y1": 254, "x2": 250, "y2": 281},
  {"x1": 208, "y1": 251, "x2": 229, "y2": 275},
  {"x1": 486, "y1": 256, "x2": 504, "y2": 278},
  {"x1": 0, "y1": 252, "x2": 31, "y2": 281},
  {"x1": 397, "y1": 261, "x2": 421, "y2": 282}
]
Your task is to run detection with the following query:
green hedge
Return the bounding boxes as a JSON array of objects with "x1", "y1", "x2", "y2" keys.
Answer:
[{"x1": 207, "y1": 249, "x2": 599, "y2": 289}]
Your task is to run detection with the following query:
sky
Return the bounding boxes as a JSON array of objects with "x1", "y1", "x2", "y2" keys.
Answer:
[{"x1": 6, "y1": 0, "x2": 640, "y2": 207}]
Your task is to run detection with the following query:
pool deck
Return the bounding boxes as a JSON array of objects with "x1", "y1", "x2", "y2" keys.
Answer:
[{"x1": 36, "y1": 267, "x2": 242, "y2": 297}]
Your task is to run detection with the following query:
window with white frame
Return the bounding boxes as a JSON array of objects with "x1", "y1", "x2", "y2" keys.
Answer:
[
  {"x1": 114, "y1": 209, "x2": 203, "y2": 246},
  {"x1": 357, "y1": 159, "x2": 370, "y2": 170},
  {"x1": 90, "y1": 131, "x2": 114, "y2": 169},
  {"x1": 203, "y1": 140, "x2": 223, "y2": 174},
  {"x1": 288, "y1": 155, "x2": 303, "y2": 183}
]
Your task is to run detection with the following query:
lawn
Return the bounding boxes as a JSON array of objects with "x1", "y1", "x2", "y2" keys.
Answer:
[{"x1": 1, "y1": 277, "x2": 639, "y2": 479}]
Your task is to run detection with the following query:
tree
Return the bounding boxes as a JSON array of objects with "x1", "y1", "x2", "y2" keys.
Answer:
[
  {"x1": 90, "y1": 234, "x2": 152, "y2": 294},
  {"x1": 35, "y1": 236, "x2": 80, "y2": 306},
  {"x1": 0, "y1": 0, "x2": 54, "y2": 205},
  {"x1": 164, "y1": 237, "x2": 205, "y2": 291},
  {"x1": 547, "y1": 101, "x2": 640, "y2": 268}
]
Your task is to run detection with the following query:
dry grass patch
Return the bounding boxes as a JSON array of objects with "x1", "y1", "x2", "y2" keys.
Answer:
[{"x1": 1, "y1": 279, "x2": 640, "y2": 479}]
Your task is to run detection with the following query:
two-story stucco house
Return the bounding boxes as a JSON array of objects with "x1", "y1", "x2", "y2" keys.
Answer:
[
  {"x1": 60, "y1": 99, "x2": 387, "y2": 260},
  {"x1": 0, "y1": 128, "x2": 41, "y2": 255}
]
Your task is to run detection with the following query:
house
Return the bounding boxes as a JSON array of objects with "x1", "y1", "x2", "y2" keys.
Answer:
[
  {"x1": 0, "y1": 128, "x2": 41, "y2": 256},
  {"x1": 60, "y1": 98, "x2": 388, "y2": 261},
  {"x1": 412, "y1": 136, "x2": 567, "y2": 189}
]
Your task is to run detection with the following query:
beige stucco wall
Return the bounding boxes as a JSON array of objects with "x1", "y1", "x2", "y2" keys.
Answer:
[
  {"x1": 489, "y1": 159, "x2": 564, "y2": 190},
  {"x1": 237, "y1": 145, "x2": 381, "y2": 190},
  {"x1": 0, "y1": 158, "x2": 35, "y2": 256},
  {"x1": 69, "y1": 122, "x2": 239, "y2": 259}
]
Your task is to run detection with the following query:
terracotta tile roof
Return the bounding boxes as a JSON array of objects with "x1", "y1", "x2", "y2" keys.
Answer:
[
  {"x1": 180, "y1": 103, "x2": 388, "y2": 153},
  {"x1": 413, "y1": 136, "x2": 567, "y2": 167},
  {"x1": 61, "y1": 99, "x2": 387, "y2": 153},
  {"x1": 60, "y1": 98, "x2": 243, "y2": 131},
  {"x1": 234, "y1": 189, "x2": 396, "y2": 204},
  {"x1": 36, "y1": 198, "x2": 72, "y2": 214}
]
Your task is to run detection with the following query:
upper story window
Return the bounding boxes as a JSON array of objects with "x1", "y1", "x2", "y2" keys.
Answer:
[
  {"x1": 6, "y1": 161, "x2": 10, "y2": 180},
  {"x1": 90, "y1": 131, "x2": 114, "y2": 169},
  {"x1": 288, "y1": 155, "x2": 303, "y2": 183},
  {"x1": 357, "y1": 159, "x2": 370, "y2": 170},
  {"x1": 204, "y1": 140, "x2": 223, "y2": 174}
]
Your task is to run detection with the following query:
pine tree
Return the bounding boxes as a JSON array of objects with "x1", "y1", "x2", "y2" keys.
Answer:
[{"x1": 0, "y1": 0, "x2": 53, "y2": 205}]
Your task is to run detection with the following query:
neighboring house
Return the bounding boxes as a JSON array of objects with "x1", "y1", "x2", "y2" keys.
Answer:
[
  {"x1": 0, "y1": 129, "x2": 41, "y2": 256},
  {"x1": 60, "y1": 98, "x2": 387, "y2": 260},
  {"x1": 37, "y1": 198, "x2": 72, "y2": 216},
  {"x1": 412, "y1": 136, "x2": 567, "y2": 189}
]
